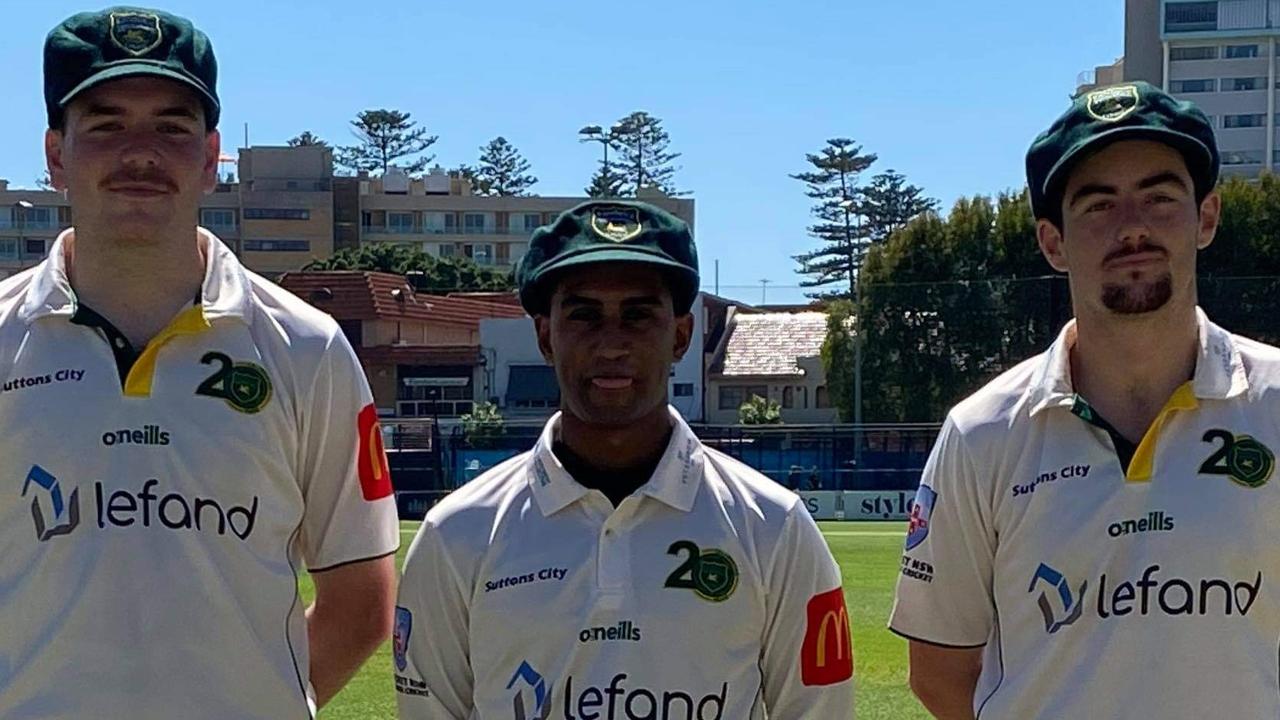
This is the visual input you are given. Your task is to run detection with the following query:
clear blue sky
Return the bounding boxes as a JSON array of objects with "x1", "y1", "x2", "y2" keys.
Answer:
[{"x1": 0, "y1": 0, "x2": 1122, "y2": 305}]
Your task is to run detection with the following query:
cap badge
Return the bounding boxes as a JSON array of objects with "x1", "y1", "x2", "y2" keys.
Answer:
[
  {"x1": 590, "y1": 206, "x2": 643, "y2": 243},
  {"x1": 1086, "y1": 85, "x2": 1140, "y2": 123},
  {"x1": 110, "y1": 11, "x2": 163, "y2": 57}
]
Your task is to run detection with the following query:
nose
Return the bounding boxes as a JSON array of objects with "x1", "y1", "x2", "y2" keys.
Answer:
[
  {"x1": 117, "y1": 131, "x2": 164, "y2": 170},
  {"x1": 1113, "y1": 198, "x2": 1151, "y2": 248}
]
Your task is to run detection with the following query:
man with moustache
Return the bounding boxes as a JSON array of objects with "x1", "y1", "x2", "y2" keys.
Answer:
[
  {"x1": 395, "y1": 200, "x2": 855, "y2": 718},
  {"x1": 890, "y1": 81, "x2": 1280, "y2": 719},
  {"x1": 0, "y1": 8, "x2": 398, "y2": 718}
]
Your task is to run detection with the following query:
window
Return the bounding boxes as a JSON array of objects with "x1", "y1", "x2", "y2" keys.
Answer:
[
  {"x1": 1223, "y1": 113, "x2": 1266, "y2": 128},
  {"x1": 719, "y1": 385, "x2": 768, "y2": 410},
  {"x1": 673, "y1": 383, "x2": 694, "y2": 397},
  {"x1": 388, "y1": 212, "x2": 414, "y2": 233},
  {"x1": 816, "y1": 386, "x2": 830, "y2": 409},
  {"x1": 0, "y1": 238, "x2": 15, "y2": 258},
  {"x1": 1170, "y1": 45, "x2": 1217, "y2": 61},
  {"x1": 243, "y1": 239, "x2": 311, "y2": 252},
  {"x1": 466, "y1": 243, "x2": 494, "y2": 265},
  {"x1": 1223, "y1": 150, "x2": 1265, "y2": 165},
  {"x1": 16, "y1": 207, "x2": 54, "y2": 229},
  {"x1": 1170, "y1": 78, "x2": 1215, "y2": 93},
  {"x1": 1164, "y1": 2, "x2": 1217, "y2": 33},
  {"x1": 423, "y1": 212, "x2": 448, "y2": 234},
  {"x1": 1225, "y1": 44, "x2": 1260, "y2": 59},
  {"x1": 463, "y1": 213, "x2": 488, "y2": 234},
  {"x1": 243, "y1": 208, "x2": 310, "y2": 220},
  {"x1": 438, "y1": 244, "x2": 456, "y2": 258},
  {"x1": 445, "y1": 213, "x2": 457, "y2": 232},
  {"x1": 1224, "y1": 77, "x2": 1266, "y2": 91},
  {"x1": 25, "y1": 239, "x2": 46, "y2": 256},
  {"x1": 522, "y1": 213, "x2": 543, "y2": 233},
  {"x1": 200, "y1": 209, "x2": 236, "y2": 229},
  {"x1": 782, "y1": 386, "x2": 795, "y2": 409}
]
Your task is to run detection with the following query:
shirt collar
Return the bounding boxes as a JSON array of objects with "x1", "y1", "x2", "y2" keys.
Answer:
[
  {"x1": 18, "y1": 228, "x2": 253, "y2": 325},
  {"x1": 1027, "y1": 308, "x2": 1248, "y2": 416},
  {"x1": 527, "y1": 406, "x2": 706, "y2": 517}
]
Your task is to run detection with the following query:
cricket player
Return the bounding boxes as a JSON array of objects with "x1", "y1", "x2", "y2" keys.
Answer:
[
  {"x1": 395, "y1": 200, "x2": 855, "y2": 719},
  {"x1": 890, "y1": 81, "x2": 1280, "y2": 718},
  {"x1": 0, "y1": 8, "x2": 398, "y2": 718}
]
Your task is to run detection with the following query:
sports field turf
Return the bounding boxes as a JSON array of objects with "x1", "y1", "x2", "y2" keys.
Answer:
[{"x1": 303, "y1": 520, "x2": 930, "y2": 719}]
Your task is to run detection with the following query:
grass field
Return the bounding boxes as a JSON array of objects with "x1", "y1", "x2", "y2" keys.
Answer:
[{"x1": 304, "y1": 520, "x2": 929, "y2": 720}]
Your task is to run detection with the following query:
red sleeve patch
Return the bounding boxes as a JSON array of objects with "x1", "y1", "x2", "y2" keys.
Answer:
[
  {"x1": 801, "y1": 587, "x2": 854, "y2": 686},
  {"x1": 357, "y1": 403, "x2": 393, "y2": 501}
]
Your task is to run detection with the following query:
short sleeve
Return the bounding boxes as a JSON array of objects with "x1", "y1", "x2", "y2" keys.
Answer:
[
  {"x1": 888, "y1": 415, "x2": 996, "y2": 647},
  {"x1": 297, "y1": 328, "x2": 399, "y2": 570}
]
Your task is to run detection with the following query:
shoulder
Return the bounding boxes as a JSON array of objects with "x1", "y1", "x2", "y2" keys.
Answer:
[
  {"x1": 1233, "y1": 332, "x2": 1280, "y2": 398},
  {"x1": 0, "y1": 266, "x2": 38, "y2": 324},
  {"x1": 243, "y1": 270, "x2": 342, "y2": 349},
  {"x1": 703, "y1": 446, "x2": 806, "y2": 522},
  {"x1": 418, "y1": 452, "x2": 534, "y2": 548},
  {"x1": 946, "y1": 353, "x2": 1043, "y2": 437}
]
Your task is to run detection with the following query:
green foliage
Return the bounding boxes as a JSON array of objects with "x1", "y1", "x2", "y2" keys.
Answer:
[
  {"x1": 287, "y1": 131, "x2": 328, "y2": 148},
  {"x1": 473, "y1": 137, "x2": 537, "y2": 197},
  {"x1": 303, "y1": 244, "x2": 515, "y2": 293},
  {"x1": 821, "y1": 300, "x2": 857, "y2": 423},
  {"x1": 335, "y1": 109, "x2": 438, "y2": 176},
  {"x1": 609, "y1": 111, "x2": 683, "y2": 196},
  {"x1": 585, "y1": 162, "x2": 627, "y2": 198},
  {"x1": 738, "y1": 394, "x2": 783, "y2": 425},
  {"x1": 461, "y1": 402, "x2": 506, "y2": 448}
]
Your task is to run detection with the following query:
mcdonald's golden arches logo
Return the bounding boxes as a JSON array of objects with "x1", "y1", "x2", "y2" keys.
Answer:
[{"x1": 801, "y1": 587, "x2": 854, "y2": 686}]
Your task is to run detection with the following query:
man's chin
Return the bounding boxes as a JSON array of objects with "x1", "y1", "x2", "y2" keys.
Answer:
[{"x1": 1101, "y1": 276, "x2": 1174, "y2": 315}]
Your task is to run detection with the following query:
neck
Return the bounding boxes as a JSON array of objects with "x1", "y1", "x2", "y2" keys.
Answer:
[
  {"x1": 1070, "y1": 299, "x2": 1199, "y2": 441},
  {"x1": 66, "y1": 225, "x2": 206, "y2": 346},
  {"x1": 558, "y1": 404, "x2": 674, "y2": 474}
]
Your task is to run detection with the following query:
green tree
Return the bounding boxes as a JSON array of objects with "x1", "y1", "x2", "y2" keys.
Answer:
[
  {"x1": 820, "y1": 300, "x2": 856, "y2": 423},
  {"x1": 474, "y1": 137, "x2": 537, "y2": 197},
  {"x1": 287, "y1": 131, "x2": 329, "y2": 148},
  {"x1": 585, "y1": 162, "x2": 626, "y2": 198},
  {"x1": 461, "y1": 402, "x2": 506, "y2": 448},
  {"x1": 791, "y1": 138, "x2": 878, "y2": 299},
  {"x1": 335, "y1": 109, "x2": 438, "y2": 176},
  {"x1": 303, "y1": 245, "x2": 515, "y2": 293},
  {"x1": 857, "y1": 170, "x2": 938, "y2": 244},
  {"x1": 609, "y1": 111, "x2": 683, "y2": 196},
  {"x1": 738, "y1": 395, "x2": 782, "y2": 425}
]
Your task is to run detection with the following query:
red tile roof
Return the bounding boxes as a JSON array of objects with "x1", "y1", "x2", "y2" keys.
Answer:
[{"x1": 277, "y1": 271, "x2": 525, "y2": 328}]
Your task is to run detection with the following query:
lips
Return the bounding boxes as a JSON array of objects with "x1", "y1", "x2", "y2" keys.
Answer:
[
  {"x1": 106, "y1": 183, "x2": 171, "y2": 197},
  {"x1": 1105, "y1": 252, "x2": 1165, "y2": 269},
  {"x1": 591, "y1": 377, "x2": 634, "y2": 390}
]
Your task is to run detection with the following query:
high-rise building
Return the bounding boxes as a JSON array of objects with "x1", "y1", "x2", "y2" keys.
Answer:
[{"x1": 1121, "y1": 0, "x2": 1280, "y2": 176}]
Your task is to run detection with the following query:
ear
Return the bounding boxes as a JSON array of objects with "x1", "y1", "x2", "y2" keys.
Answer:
[
  {"x1": 202, "y1": 130, "x2": 222, "y2": 193},
  {"x1": 1036, "y1": 218, "x2": 1070, "y2": 273},
  {"x1": 672, "y1": 312, "x2": 694, "y2": 362},
  {"x1": 534, "y1": 315, "x2": 554, "y2": 365},
  {"x1": 46, "y1": 129, "x2": 68, "y2": 192},
  {"x1": 1195, "y1": 190, "x2": 1220, "y2": 251}
]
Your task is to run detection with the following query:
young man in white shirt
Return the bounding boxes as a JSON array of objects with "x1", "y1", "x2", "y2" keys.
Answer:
[{"x1": 396, "y1": 200, "x2": 855, "y2": 719}]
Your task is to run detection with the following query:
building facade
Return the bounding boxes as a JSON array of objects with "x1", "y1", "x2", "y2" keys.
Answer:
[
  {"x1": 1, "y1": 148, "x2": 696, "y2": 280},
  {"x1": 1122, "y1": 0, "x2": 1280, "y2": 176}
]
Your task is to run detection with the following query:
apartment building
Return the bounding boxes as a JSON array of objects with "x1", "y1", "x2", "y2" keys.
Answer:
[{"x1": 1121, "y1": 0, "x2": 1280, "y2": 175}]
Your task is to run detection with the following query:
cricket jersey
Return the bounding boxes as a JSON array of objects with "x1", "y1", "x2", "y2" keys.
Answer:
[
  {"x1": 396, "y1": 407, "x2": 854, "y2": 719},
  {"x1": 0, "y1": 229, "x2": 400, "y2": 719},
  {"x1": 889, "y1": 309, "x2": 1280, "y2": 719}
]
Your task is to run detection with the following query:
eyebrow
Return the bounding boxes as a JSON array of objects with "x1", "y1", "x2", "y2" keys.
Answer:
[
  {"x1": 1068, "y1": 171, "x2": 1190, "y2": 208},
  {"x1": 561, "y1": 294, "x2": 663, "y2": 307},
  {"x1": 80, "y1": 104, "x2": 200, "y2": 121}
]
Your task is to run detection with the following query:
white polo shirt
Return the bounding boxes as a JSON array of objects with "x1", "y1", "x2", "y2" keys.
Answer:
[
  {"x1": 890, "y1": 309, "x2": 1280, "y2": 719},
  {"x1": 0, "y1": 229, "x2": 399, "y2": 720},
  {"x1": 396, "y1": 407, "x2": 854, "y2": 719}
]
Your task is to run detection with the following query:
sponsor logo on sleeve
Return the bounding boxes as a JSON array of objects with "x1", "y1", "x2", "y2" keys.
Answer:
[
  {"x1": 904, "y1": 485, "x2": 936, "y2": 551},
  {"x1": 801, "y1": 587, "x2": 854, "y2": 686},
  {"x1": 393, "y1": 606, "x2": 412, "y2": 672},
  {"x1": 358, "y1": 403, "x2": 393, "y2": 500}
]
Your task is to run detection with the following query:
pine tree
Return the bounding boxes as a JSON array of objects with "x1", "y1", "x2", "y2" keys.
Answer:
[
  {"x1": 584, "y1": 162, "x2": 626, "y2": 198},
  {"x1": 609, "y1": 111, "x2": 682, "y2": 196},
  {"x1": 791, "y1": 138, "x2": 878, "y2": 299},
  {"x1": 473, "y1": 137, "x2": 537, "y2": 196},
  {"x1": 335, "y1": 109, "x2": 437, "y2": 176},
  {"x1": 857, "y1": 170, "x2": 938, "y2": 244}
]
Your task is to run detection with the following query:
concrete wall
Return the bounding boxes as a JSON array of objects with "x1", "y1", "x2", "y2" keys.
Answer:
[
  {"x1": 1125, "y1": 0, "x2": 1164, "y2": 83},
  {"x1": 706, "y1": 357, "x2": 839, "y2": 425}
]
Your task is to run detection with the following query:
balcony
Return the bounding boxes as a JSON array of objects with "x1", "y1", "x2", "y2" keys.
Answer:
[
  {"x1": 1164, "y1": 0, "x2": 1280, "y2": 35},
  {"x1": 361, "y1": 225, "x2": 536, "y2": 237}
]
